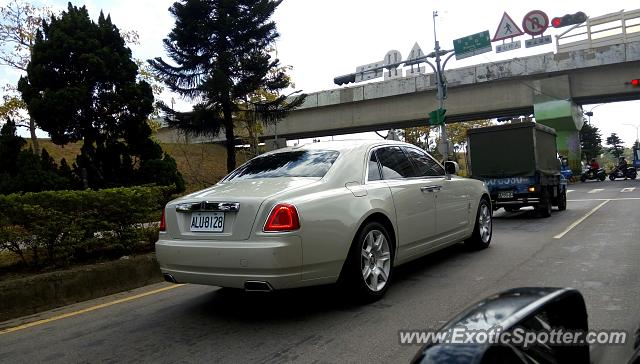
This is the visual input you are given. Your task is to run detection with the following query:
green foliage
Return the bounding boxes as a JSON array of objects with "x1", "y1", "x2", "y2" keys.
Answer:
[
  {"x1": 138, "y1": 153, "x2": 185, "y2": 193},
  {"x1": 0, "y1": 120, "x2": 73, "y2": 194},
  {"x1": 149, "y1": 0, "x2": 305, "y2": 173},
  {"x1": 400, "y1": 126, "x2": 431, "y2": 150},
  {"x1": 606, "y1": 132, "x2": 624, "y2": 159},
  {"x1": 19, "y1": 4, "x2": 152, "y2": 145},
  {"x1": 0, "y1": 119, "x2": 25, "y2": 175},
  {"x1": 0, "y1": 95, "x2": 26, "y2": 121},
  {"x1": 17, "y1": 3, "x2": 182, "y2": 190},
  {"x1": 0, "y1": 185, "x2": 174, "y2": 269},
  {"x1": 580, "y1": 121, "x2": 603, "y2": 160}
]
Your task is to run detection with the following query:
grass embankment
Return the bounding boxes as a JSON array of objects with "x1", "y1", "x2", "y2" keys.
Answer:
[{"x1": 30, "y1": 140, "x2": 251, "y2": 193}]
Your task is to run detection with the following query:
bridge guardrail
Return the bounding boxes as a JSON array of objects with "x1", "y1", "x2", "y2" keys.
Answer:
[{"x1": 556, "y1": 8, "x2": 640, "y2": 52}]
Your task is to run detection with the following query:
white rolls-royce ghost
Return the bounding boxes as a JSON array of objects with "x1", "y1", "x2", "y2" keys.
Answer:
[{"x1": 156, "y1": 140, "x2": 492, "y2": 300}]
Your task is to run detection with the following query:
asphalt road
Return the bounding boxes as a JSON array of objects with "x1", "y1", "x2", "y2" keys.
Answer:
[{"x1": 1, "y1": 180, "x2": 640, "y2": 363}]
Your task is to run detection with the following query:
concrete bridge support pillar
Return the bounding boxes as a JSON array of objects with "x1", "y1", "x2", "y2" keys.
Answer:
[{"x1": 534, "y1": 99, "x2": 584, "y2": 175}]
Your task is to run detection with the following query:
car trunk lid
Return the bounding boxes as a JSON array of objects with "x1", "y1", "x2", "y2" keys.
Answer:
[{"x1": 167, "y1": 178, "x2": 318, "y2": 240}]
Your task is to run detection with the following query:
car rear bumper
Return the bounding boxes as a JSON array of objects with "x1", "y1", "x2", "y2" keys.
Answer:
[{"x1": 155, "y1": 234, "x2": 303, "y2": 290}]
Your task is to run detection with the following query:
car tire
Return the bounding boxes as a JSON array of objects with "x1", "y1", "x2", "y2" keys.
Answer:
[
  {"x1": 465, "y1": 198, "x2": 492, "y2": 250},
  {"x1": 557, "y1": 190, "x2": 567, "y2": 211},
  {"x1": 342, "y1": 221, "x2": 394, "y2": 301},
  {"x1": 536, "y1": 189, "x2": 552, "y2": 218}
]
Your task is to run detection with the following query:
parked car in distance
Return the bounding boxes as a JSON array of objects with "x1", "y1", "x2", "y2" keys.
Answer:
[{"x1": 156, "y1": 140, "x2": 492, "y2": 300}]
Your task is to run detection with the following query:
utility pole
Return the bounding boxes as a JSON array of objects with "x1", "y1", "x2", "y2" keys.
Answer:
[
  {"x1": 333, "y1": 13, "x2": 455, "y2": 158},
  {"x1": 432, "y1": 11, "x2": 449, "y2": 160}
]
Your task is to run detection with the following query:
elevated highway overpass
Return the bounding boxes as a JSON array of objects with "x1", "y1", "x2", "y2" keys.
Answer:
[{"x1": 263, "y1": 41, "x2": 640, "y2": 141}]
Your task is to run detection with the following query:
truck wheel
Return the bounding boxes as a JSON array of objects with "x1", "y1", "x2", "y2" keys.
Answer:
[
  {"x1": 465, "y1": 199, "x2": 492, "y2": 250},
  {"x1": 536, "y1": 190, "x2": 552, "y2": 218},
  {"x1": 557, "y1": 190, "x2": 567, "y2": 211}
]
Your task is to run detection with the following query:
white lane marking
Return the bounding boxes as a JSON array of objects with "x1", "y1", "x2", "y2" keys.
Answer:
[
  {"x1": 567, "y1": 189, "x2": 574, "y2": 193},
  {"x1": 553, "y1": 200, "x2": 610, "y2": 239},
  {"x1": 621, "y1": 187, "x2": 636, "y2": 192},
  {"x1": 588, "y1": 189, "x2": 604, "y2": 194}
]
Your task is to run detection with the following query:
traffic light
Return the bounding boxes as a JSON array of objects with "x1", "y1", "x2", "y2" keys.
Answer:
[
  {"x1": 551, "y1": 12, "x2": 587, "y2": 28},
  {"x1": 334, "y1": 73, "x2": 356, "y2": 86},
  {"x1": 428, "y1": 108, "x2": 446, "y2": 126},
  {"x1": 631, "y1": 79, "x2": 640, "y2": 87}
]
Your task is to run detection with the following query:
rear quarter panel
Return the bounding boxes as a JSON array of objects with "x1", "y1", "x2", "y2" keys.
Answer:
[{"x1": 264, "y1": 183, "x2": 396, "y2": 284}]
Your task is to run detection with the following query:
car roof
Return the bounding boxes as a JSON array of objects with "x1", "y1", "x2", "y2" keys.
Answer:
[{"x1": 263, "y1": 139, "x2": 416, "y2": 155}]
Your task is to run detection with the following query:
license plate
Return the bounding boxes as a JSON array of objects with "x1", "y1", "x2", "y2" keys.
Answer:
[
  {"x1": 190, "y1": 212, "x2": 224, "y2": 232},
  {"x1": 498, "y1": 191, "x2": 514, "y2": 199}
]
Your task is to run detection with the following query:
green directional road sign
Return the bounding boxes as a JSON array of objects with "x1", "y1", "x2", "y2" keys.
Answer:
[
  {"x1": 453, "y1": 31, "x2": 492, "y2": 60},
  {"x1": 429, "y1": 108, "x2": 447, "y2": 126}
]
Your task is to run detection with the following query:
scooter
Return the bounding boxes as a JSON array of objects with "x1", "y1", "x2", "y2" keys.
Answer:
[
  {"x1": 580, "y1": 168, "x2": 606, "y2": 182},
  {"x1": 608, "y1": 166, "x2": 637, "y2": 180}
]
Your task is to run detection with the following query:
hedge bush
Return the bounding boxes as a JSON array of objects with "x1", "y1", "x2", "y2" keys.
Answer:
[{"x1": 0, "y1": 185, "x2": 174, "y2": 270}]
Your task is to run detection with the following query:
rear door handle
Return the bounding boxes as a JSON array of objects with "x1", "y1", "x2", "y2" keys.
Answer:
[{"x1": 420, "y1": 185, "x2": 441, "y2": 193}]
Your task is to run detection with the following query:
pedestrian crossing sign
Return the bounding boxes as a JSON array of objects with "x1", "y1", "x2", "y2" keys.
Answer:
[{"x1": 493, "y1": 12, "x2": 524, "y2": 42}]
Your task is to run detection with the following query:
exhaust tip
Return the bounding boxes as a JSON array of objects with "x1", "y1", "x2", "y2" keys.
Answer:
[
  {"x1": 244, "y1": 280, "x2": 274, "y2": 292},
  {"x1": 163, "y1": 273, "x2": 178, "y2": 283}
]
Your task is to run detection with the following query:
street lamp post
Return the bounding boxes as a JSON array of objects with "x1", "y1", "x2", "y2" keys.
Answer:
[
  {"x1": 624, "y1": 123, "x2": 640, "y2": 143},
  {"x1": 333, "y1": 11, "x2": 456, "y2": 159},
  {"x1": 432, "y1": 11, "x2": 449, "y2": 160},
  {"x1": 583, "y1": 103, "x2": 604, "y2": 124}
]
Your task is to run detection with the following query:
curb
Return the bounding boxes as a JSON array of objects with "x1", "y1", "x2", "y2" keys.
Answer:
[{"x1": 0, "y1": 254, "x2": 163, "y2": 322}]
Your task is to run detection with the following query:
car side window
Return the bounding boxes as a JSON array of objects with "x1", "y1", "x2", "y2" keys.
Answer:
[
  {"x1": 404, "y1": 147, "x2": 445, "y2": 177},
  {"x1": 375, "y1": 147, "x2": 417, "y2": 179},
  {"x1": 367, "y1": 151, "x2": 382, "y2": 181}
]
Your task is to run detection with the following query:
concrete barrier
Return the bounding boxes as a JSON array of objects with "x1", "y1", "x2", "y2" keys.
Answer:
[{"x1": 0, "y1": 254, "x2": 163, "y2": 322}]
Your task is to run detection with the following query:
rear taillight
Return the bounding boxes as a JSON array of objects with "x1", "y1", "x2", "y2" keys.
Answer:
[
  {"x1": 159, "y1": 208, "x2": 166, "y2": 232},
  {"x1": 264, "y1": 203, "x2": 300, "y2": 232}
]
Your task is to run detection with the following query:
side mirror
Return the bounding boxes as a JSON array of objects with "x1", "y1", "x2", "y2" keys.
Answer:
[
  {"x1": 444, "y1": 161, "x2": 459, "y2": 175},
  {"x1": 411, "y1": 287, "x2": 590, "y2": 364}
]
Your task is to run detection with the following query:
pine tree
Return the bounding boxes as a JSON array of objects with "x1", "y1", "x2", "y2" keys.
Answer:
[
  {"x1": 580, "y1": 121, "x2": 603, "y2": 160},
  {"x1": 18, "y1": 3, "x2": 183, "y2": 190},
  {"x1": 149, "y1": 0, "x2": 304, "y2": 173},
  {"x1": 606, "y1": 133, "x2": 624, "y2": 159}
]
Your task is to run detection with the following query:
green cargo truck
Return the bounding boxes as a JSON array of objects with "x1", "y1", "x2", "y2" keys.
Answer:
[{"x1": 467, "y1": 122, "x2": 567, "y2": 217}]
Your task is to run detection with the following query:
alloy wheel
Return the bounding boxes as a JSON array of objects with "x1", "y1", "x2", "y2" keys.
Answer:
[{"x1": 360, "y1": 230, "x2": 391, "y2": 292}]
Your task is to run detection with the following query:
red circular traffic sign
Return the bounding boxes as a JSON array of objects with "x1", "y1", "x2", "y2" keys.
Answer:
[{"x1": 522, "y1": 10, "x2": 549, "y2": 36}]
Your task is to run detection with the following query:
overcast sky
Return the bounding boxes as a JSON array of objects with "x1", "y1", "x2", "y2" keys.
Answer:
[{"x1": 2, "y1": 0, "x2": 639, "y2": 146}]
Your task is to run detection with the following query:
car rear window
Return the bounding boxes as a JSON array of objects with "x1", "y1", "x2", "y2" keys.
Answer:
[{"x1": 225, "y1": 150, "x2": 340, "y2": 180}]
